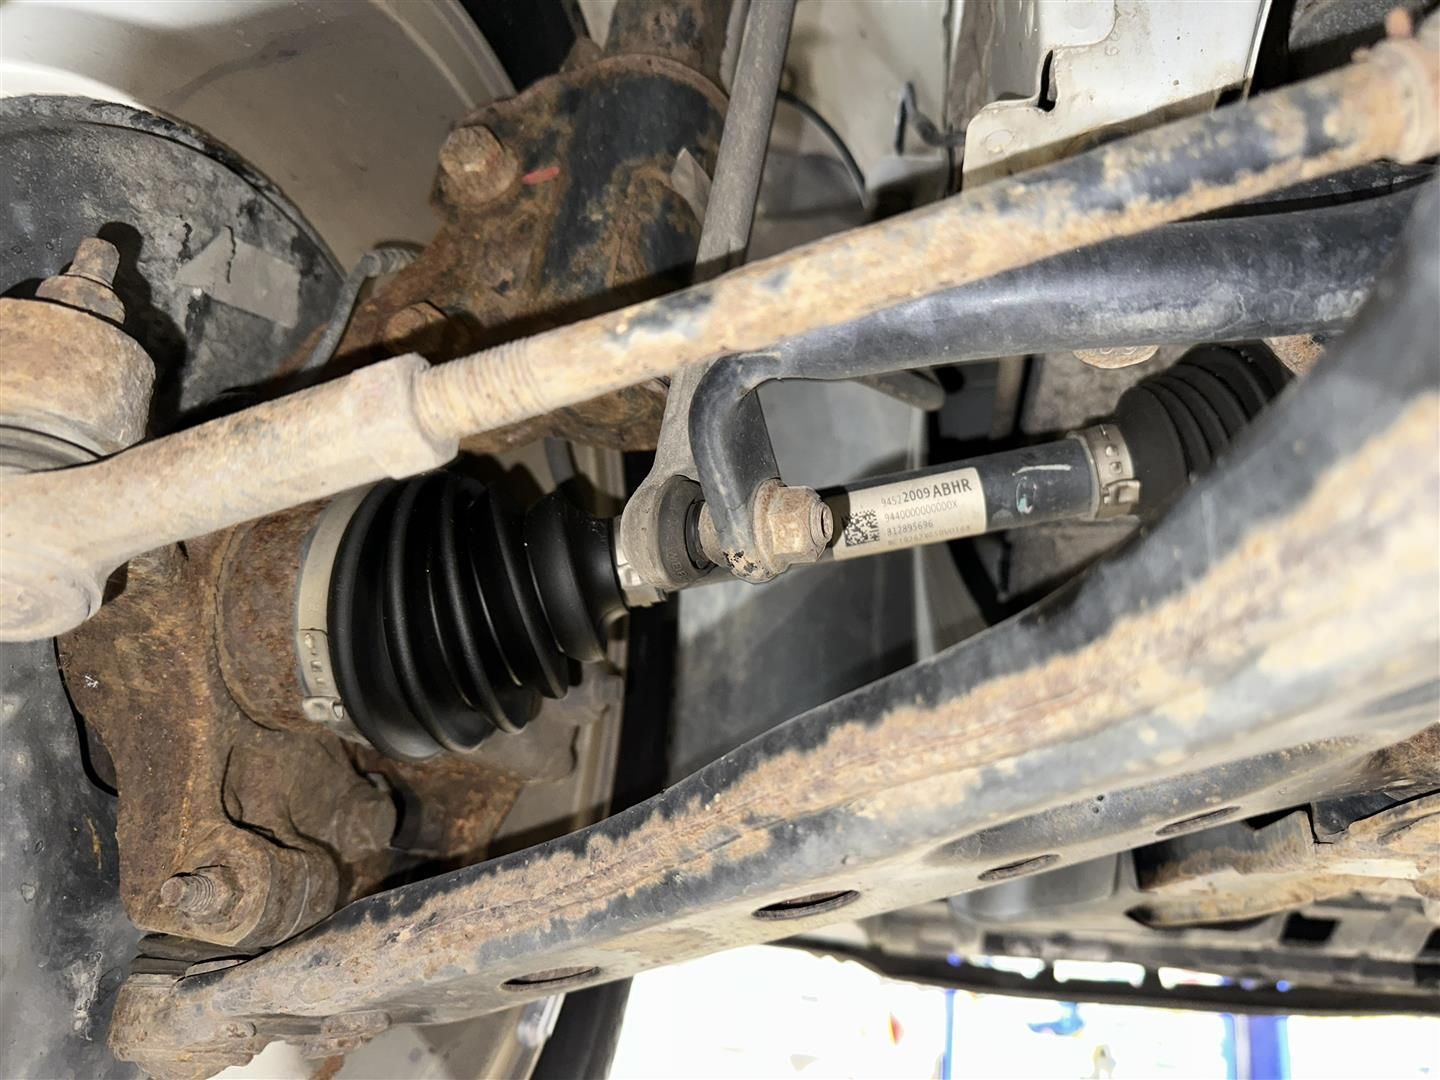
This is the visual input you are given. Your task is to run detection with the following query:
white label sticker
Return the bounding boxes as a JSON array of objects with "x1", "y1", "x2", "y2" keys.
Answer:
[{"x1": 830, "y1": 467, "x2": 986, "y2": 560}]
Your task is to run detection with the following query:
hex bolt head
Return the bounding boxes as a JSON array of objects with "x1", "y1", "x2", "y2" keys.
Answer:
[
  {"x1": 158, "y1": 868, "x2": 237, "y2": 919},
  {"x1": 761, "y1": 484, "x2": 830, "y2": 568},
  {"x1": 437, "y1": 125, "x2": 520, "y2": 209}
]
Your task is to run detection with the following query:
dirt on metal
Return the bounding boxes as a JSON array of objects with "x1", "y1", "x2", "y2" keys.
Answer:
[
  {"x1": 59, "y1": 526, "x2": 529, "y2": 948},
  {"x1": 0, "y1": 297, "x2": 154, "y2": 455},
  {"x1": 409, "y1": 31, "x2": 1440, "y2": 445},
  {"x1": 125, "y1": 387, "x2": 1437, "y2": 1054},
  {"x1": 277, "y1": 50, "x2": 727, "y2": 457}
]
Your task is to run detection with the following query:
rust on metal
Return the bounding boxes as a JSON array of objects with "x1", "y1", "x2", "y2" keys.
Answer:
[
  {"x1": 4, "y1": 35, "x2": 1435, "y2": 641},
  {"x1": 215, "y1": 502, "x2": 329, "y2": 735},
  {"x1": 0, "y1": 353, "x2": 454, "y2": 642},
  {"x1": 277, "y1": 50, "x2": 726, "y2": 457},
  {"x1": 1266, "y1": 333, "x2": 1327, "y2": 374},
  {"x1": 58, "y1": 522, "x2": 538, "y2": 947},
  {"x1": 696, "y1": 480, "x2": 833, "y2": 578},
  {"x1": 106, "y1": 369, "x2": 1439, "y2": 1072},
  {"x1": 605, "y1": 0, "x2": 732, "y2": 84},
  {"x1": 435, "y1": 125, "x2": 520, "y2": 209},
  {"x1": 33, "y1": 236, "x2": 127, "y2": 325},
  {"x1": 409, "y1": 33, "x2": 1440, "y2": 445},
  {"x1": 0, "y1": 297, "x2": 153, "y2": 456},
  {"x1": 1136, "y1": 794, "x2": 1440, "y2": 926},
  {"x1": 58, "y1": 539, "x2": 359, "y2": 947}
]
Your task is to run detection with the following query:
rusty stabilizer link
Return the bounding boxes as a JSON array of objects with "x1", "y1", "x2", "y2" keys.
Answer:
[
  {"x1": 104, "y1": 186, "x2": 1439, "y2": 1077},
  {"x1": 681, "y1": 189, "x2": 1416, "y2": 579},
  {"x1": 1, "y1": 24, "x2": 1435, "y2": 640},
  {"x1": 689, "y1": 346, "x2": 1293, "y2": 570}
]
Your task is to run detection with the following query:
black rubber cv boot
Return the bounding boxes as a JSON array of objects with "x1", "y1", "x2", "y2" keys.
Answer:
[
  {"x1": 1116, "y1": 345, "x2": 1291, "y2": 514},
  {"x1": 328, "y1": 472, "x2": 626, "y2": 761}
]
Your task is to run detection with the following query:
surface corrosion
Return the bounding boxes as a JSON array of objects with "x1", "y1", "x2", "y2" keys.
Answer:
[
  {"x1": 0, "y1": 297, "x2": 154, "y2": 454},
  {"x1": 58, "y1": 520, "x2": 530, "y2": 948},
  {"x1": 410, "y1": 29, "x2": 1439, "y2": 443},
  {"x1": 1136, "y1": 795, "x2": 1440, "y2": 926},
  {"x1": 3, "y1": 34, "x2": 1434, "y2": 631},
  {"x1": 109, "y1": 303, "x2": 1439, "y2": 1072},
  {"x1": 279, "y1": 47, "x2": 726, "y2": 456}
]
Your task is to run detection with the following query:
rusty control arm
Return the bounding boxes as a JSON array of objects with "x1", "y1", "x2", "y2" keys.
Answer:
[
  {"x1": 104, "y1": 184, "x2": 1440, "y2": 1077},
  {"x1": 1, "y1": 25, "x2": 1435, "y2": 640}
]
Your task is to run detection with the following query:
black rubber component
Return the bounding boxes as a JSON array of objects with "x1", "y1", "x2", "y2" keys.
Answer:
[
  {"x1": 1118, "y1": 346, "x2": 1291, "y2": 514},
  {"x1": 689, "y1": 187, "x2": 1417, "y2": 562},
  {"x1": 329, "y1": 473, "x2": 626, "y2": 761}
]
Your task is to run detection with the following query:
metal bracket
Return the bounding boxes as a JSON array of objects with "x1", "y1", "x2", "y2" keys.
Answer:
[{"x1": 294, "y1": 488, "x2": 368, "y2": 744}]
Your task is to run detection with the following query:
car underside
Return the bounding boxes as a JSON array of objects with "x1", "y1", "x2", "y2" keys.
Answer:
[{"x1": 1, "y1": 1, "x2": 1437, "y2": 1076}]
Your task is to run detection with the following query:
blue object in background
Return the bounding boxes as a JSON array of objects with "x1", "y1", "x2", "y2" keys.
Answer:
[
  {"x1": 941, "y1": 989, "x2": 955, "y2": 1080},
  {"x1": 1245, "y1": 1014, "x2": 1291, "y2": 1079},
  {"x1": 1028, "y1": 1001, "x2": 1086, "y2": 1037},
  {"x1": 1222, "y1": 1013, "x2": 1291, "y2": 1079}
]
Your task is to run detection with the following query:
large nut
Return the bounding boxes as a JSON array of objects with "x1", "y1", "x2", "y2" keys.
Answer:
[
  {"x1": 695, "y1": 481, "x2": 835, "y2": 582},
  {"x1": 163, "y1": 832, "x2": 339, "y2": 948},
  {"x1": 437, "y1": 126, "x2": 520, "y2": 209},
  {"x1": 760, "y1": 482, "x2": 832, "y2": 564}
]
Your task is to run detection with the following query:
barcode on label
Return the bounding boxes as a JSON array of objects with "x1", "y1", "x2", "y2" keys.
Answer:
[
  {"x1": 830, "y1": 466, "x2": 986, "y2": 561},
  {"x1": 842, "y1": 509, "x2": 881, "y2": 547}
]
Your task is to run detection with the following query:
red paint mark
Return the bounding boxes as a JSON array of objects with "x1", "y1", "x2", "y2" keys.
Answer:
[{"x1": 522, "y1": 165, "x2": 561, "y2": 185}]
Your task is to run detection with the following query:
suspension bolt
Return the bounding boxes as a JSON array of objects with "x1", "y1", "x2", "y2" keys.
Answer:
[
  {"x1": 437, "y1": 126, "x2": 519, "y2": 209},
  {"x1": 759, "y1": 482, "x2": 831, "y2": 569},
  {"x1": 35, "y1": 237, "x2": 126, "y2": 325},
  {"x1": 158, "y1": 868, "x2": 238, "y2": 919}
]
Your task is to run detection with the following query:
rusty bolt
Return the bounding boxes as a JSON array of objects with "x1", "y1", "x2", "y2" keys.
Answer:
[
  {"x1": 695, "y1": 482, "x2": 834, "y2": 580},
  {"x1": 35, "y1": 237, "x2": 127, "y2": 325},
  {"x1": 437, "y1": 125, "x2": 520, "y2": 209},
  {"x1": 759, "y1": 481, "x2": 832, "y2": 568},
  {"x1": 158, "y1": 868, "x2": 238, "y2": 919},
  {"x1": 67, "y1": 237, "x2": 120, "y2": 285}
]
